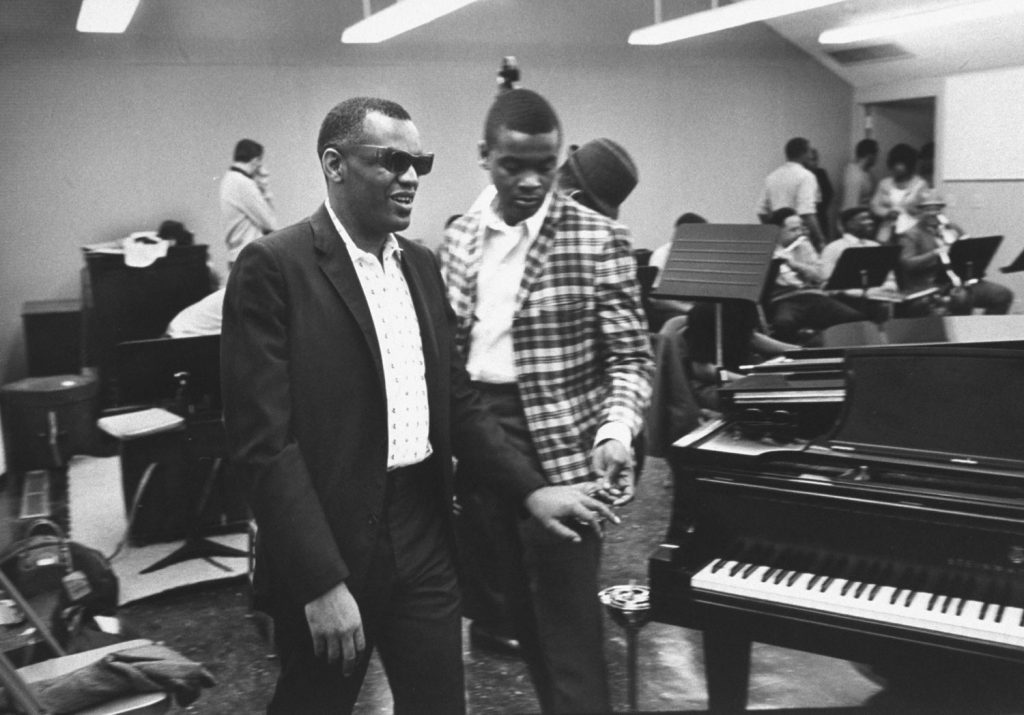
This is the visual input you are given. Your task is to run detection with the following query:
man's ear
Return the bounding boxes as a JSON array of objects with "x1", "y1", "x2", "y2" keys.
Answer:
[
  {"x1": 322, "y1": 147, "x2": 346, "y2": 184},
  {"x1": 477, "y1": 140, "x2": 490, "y2": 170}
]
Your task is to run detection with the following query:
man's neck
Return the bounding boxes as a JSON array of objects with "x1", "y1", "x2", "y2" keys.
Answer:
[{"x1": 329, "y1": 198, "x2": 389, "y2": 261}]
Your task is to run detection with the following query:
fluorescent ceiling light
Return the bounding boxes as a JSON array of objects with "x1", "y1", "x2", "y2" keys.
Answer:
[
  {"x1": 819, "y1": 0, "x2": 1023, "y2": 45},
  {"x1": 76, "y1": 0, "x2": 140, "y2": 33},
  {"x1": 342, "y1": 0, "x2": 483, "y2": 44},
  {"x1": 629, "y1": 0, "x2": 843, "y2": 45}
]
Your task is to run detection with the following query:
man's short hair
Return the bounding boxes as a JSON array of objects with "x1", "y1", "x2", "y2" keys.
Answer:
[
  {"x1": 886, "y1": 143, "x2": 918, "y2": 171},
  {"x1": 483, "y1": 88, "x2": 561, "y2": 147},
  {"x1": 784, "y1": 137, "x2": 810, "y2": 161},
  {"x1": 854, "y1": 138, "x2": 878, "y2": 160},
  {"x1": 317, "y1": 97, "x2": 412, "y2": 159},
  {"x1": 233, "y1": 139, "x2": 264, "y2": 163},
  {"x1": 839, "y1": 206, "x2": 870, "y2": 228},
  {"x1": 769, "y1": 207, "x2": 798, "y2": 227},
  {"x1": 674, "y1": 212, "x2": 707, "y2": 227}
]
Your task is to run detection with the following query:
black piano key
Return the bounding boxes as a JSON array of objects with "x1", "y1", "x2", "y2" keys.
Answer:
[
  {"x1": 786, "y1": 570, "x2": 802, "y2": 587},
  {"x1": 956, "y1": 597, "x2": 967, "y2": 617},
  {"x1": 761, "y1": 567, "x2": 779, "y2": 583},
  {"x1": 773, "y1": 569, "x2": 790, "y2": 585},
  {"x1": 729, "y1": 561, "x2": 746, "y2": 577},
  {"x1": 854, "y1": 581, "x2": 870, "y2": 599},
  {"x1": 710, "y1": 559, "x2": 727, "y2": 574},
  {"x1": 940, "y1": 595, "x2": 955, "y2": 614},
  {"x1": 741, "y1": 562, "x2": 759, "y2": 579},
  {"x1": 980, "y1": 602, "x2": 991, "y2": 620},
  {"x1": 904, "y1": 590, "x2": 917, "y2": 607},
  {"x1": 927, "y1": 592, "x2": 940, "y2": 611},
  {"x1": 890, "y1": 588, "x2": 903, "y2": 605},
  {"x1": 841, "y1": 580, "x2": 857, "y2": 597},
  {"x1": 821, "y1": 576, "x2": 835, "y2": 593}
]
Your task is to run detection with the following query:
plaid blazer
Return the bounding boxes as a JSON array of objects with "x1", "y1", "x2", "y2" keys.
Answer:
[{"x1": 440, "y1": 192, "x2": 654, "y2": 485}]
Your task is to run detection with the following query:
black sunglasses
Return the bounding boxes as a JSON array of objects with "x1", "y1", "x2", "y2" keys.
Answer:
[{"x1": 342, "y1": 144, "x2": 434, "y2": 176}]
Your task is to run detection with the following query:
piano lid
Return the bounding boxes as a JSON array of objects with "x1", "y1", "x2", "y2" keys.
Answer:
[{"x1": 820, "y1": 346, "x2": 1024, "y2": 471}]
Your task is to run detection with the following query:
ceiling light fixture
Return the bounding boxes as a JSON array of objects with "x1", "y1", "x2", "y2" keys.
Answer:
[
  {"x1": 819, "y1": 0, "x2": 1023, "y2": 45},
  {"x1": 629, "y1": 0, "x2": 843, "y2": 46},
  {"x1": 342, "y1": 0, "x2": 483, "y2": 44},
  {"x1": 76, "y1": 0, "x2": 140, "y2": 33}
]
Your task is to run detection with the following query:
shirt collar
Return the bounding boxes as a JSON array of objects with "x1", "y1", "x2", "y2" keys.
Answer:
[
  {"x1": 481, "y1": 192, "x2": 551, "y2": 241},
  {"x1": 229, "y1": 165, "x2": 254, "y2": 179},
  {"x1": 324, "y1": 198, "x2": 403, "y2": 265}
]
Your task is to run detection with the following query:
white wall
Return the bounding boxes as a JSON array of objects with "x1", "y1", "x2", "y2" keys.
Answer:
[{"x1": 0, "y1": 32, "x2": 852, "y2": 380}]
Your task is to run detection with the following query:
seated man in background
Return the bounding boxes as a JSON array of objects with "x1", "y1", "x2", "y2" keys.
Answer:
[
  {"x1": 820, "y1": 206, "x2": 898, "y2": 324},
  {"x1": 166, "y1": 288, "x2": 225, "y2": 338},
  {"x1": 899, "y1": 191, "x2": 1014, "y2": 316},
  {"x1": 646, "y1": 212, "x2": 707, "y2": 330},
  {"x1": 684, "y1": 300, "x2": 797, "y2": 410},
  {"x1": 766, "y1": 208, "x2": 865, "y2": 345}
]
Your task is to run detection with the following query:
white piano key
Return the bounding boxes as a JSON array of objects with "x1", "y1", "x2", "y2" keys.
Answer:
[{"x1": 691, "y1": 560, "x2": 1024, "y2": 649}]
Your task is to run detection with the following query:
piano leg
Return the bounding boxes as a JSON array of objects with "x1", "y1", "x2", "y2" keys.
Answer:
[{"x1": 703, "y1": 628, "x2": 751, "y2": 713}]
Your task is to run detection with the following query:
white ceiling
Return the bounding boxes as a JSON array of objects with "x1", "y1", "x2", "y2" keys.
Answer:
[{"x1": 3, "y1": 0, "x2": 1024, "y2": 87}]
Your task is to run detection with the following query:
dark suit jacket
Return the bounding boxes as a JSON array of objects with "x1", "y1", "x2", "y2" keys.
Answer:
[{"x1": 221, "y1": 204, "x2": 545, "y2": 612}]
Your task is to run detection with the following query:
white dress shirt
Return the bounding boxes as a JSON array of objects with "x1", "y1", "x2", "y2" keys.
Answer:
[{"x1": 465, "y1": 194, "x2": 551, "y2": 384}]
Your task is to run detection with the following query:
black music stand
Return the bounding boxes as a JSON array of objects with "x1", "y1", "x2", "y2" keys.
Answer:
[
  {"x1": 110, "y1": 335, "x2": 247, "y2": 573},
  {"x1": 1000, "y1": 243, "x2": 1024, "y2": 274},
  {"x1": 947, "y1": 235, "x2": 1002, "y2": 285},
  {"x1": 823, "y1": 245, "x2": 900, "y2": 315},
  {"x1": 651, "y1": 224, "x2": 777, "y2": 366}
]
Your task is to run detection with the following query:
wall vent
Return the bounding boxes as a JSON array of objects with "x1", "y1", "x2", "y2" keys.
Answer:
[{"x1": 826, "y1": 43, "x2": 912, "y2": 65}]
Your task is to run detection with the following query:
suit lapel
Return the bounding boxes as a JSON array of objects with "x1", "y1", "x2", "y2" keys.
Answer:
[
  {"x1": 310, "y1": 205, "x2": 386, "y2": 390},
  {"x1": 514, "y1": 195, "x2": 558, "y2": 312},
  {"x1": 399, "y1": 246, "x2": 442, "y2": 421}
]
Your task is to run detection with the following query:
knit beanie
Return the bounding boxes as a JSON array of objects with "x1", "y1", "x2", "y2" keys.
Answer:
[{"x1": 564, "y1": 138, "x2": 638, "y2": 220}]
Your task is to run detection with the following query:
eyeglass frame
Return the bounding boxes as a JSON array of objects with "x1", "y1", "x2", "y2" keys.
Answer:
[{"x1": 332, "y1": 144, "x2": 434, "y2": 177}]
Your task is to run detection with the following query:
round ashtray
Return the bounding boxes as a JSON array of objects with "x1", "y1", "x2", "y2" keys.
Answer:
[
  {"x1": 599, "y1": 583, "x2": 650, "y2": 611},
  {"x1": 599, "y1": 584, "x2": 651, "y2": 628}
]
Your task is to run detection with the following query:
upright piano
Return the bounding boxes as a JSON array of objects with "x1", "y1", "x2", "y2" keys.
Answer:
[{"x1": 649, "y1": 345, "x2": 1024, "y2": 711}]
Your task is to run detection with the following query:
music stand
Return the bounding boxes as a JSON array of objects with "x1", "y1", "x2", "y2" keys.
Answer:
[
  {"x1": 651, "y1": 223, "x2": 777, "y2": 367},
  {"x1": 1000, "y1": 243, "x2": 1024, "y2": 274},
  {"x1": 823, "y1": 245, "x2": 900, "y2": 314},
  {"x1": 947, "y1": 235, "x2": 1002, "y2": 285}
]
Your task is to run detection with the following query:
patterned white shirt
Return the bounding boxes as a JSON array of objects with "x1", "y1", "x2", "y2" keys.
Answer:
[{"x1": 325, "y1": 200, "x2": 432, "y2": 470}]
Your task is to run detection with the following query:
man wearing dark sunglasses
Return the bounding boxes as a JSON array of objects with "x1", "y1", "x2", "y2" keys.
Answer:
[{"x1": 221, "y1": 96, "x2": 616, "y2": 715}]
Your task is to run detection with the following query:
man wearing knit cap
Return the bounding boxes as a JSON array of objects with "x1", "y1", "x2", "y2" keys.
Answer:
[{"x1": 440, "y1": 88, "x2": 653, "y2": 713}]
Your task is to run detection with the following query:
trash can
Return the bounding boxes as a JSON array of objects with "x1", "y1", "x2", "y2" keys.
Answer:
[{"x1": 0, "y1": 374, "x2": 99, "y2": 472}]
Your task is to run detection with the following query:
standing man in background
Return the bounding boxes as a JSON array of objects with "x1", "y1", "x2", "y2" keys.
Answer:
[
  {"x1": 441, "y1": 88, "x2": 653, "y2": 713},
  {"x1": 221, "y1": 138, "x2": 277, "y2": 266},
  {"x1": 840, "y1": 138, "x2": 879, "y2": 211},
  {"x1": 757, "y1": 137, "x2": 825, "y2": 250},
  {"x1": 222, "y1": 96, "x2": 615, "y2": 714}
]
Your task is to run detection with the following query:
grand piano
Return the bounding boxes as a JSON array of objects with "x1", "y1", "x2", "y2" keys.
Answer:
[{"x1": 649, "y1": 341, "x2": 1024, "y2": 711}]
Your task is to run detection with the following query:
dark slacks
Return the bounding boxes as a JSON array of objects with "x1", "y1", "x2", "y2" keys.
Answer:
[
  {"x1": 456, "y1": 386, "x2": 610, "y2": 714},
  {"x1": 769, "y1": 293, "x2": 865, "y2": 343},
  {"x1": 268, "y1": 459, "x2": 464, "y2": 715}
]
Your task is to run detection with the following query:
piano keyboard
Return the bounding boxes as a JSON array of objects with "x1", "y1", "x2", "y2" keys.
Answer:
[{"x1": 692, "y1": 559, "x2": 1024, "y2": 648}]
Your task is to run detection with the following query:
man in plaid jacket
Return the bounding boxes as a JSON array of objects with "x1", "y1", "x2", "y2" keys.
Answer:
[{"x1": 440, "y1": 88, "x2": 653, "y2": 714}]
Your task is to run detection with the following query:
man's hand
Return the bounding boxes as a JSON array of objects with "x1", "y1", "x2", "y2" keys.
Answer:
[
  {"x1": 524, "y1": 486, "x2": 619, "y2": 542},
  {"x1": 590, "y1": 439, "x2": 636, "y2": 507},
  {"x1": 304, "y1": 582, "x2": 365, "y2": 676}
]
